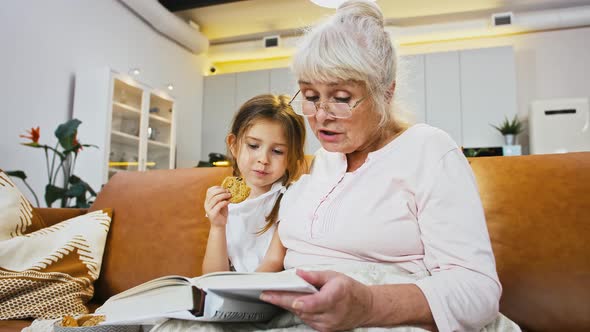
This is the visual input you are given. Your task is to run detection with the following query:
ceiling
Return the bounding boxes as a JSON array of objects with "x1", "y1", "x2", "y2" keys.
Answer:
[{"x1": 161, "y1": 0, "x2": 590, "y2": 44}]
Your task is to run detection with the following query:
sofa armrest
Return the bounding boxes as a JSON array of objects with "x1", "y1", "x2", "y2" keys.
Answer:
[{"x1": 35, "y1": 208, "x2": 87, "y2": 227}]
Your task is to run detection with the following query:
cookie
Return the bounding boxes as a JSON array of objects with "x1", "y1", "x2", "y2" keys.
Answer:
[
  {"x1": 221, "y1": 176, "x2": 251, "y2": 203},
  {"x1": 61, "y1": 314, "x2": 106, "y2": 327},
  {"x1": 80, "y1": 315, "x2": 106, "y2": 327},
  {"x1": 61, "y1": 315, "x2": 78, "y2": 327}
]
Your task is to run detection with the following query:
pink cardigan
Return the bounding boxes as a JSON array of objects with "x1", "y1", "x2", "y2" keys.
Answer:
[{"x1": 279, "y1": 124, "x2": 501, "y2": 331}]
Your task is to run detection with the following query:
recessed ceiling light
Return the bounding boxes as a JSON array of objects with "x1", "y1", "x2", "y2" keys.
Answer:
[
  {"x1": 130, "y1": 68, "x2": 141, "y2": 75},
  {"x1": 310, "y1": 0, "x2": 375, "y2": 9},
  {"x1": 167, "y1": 84, "x2": 174, "y2": 91}
]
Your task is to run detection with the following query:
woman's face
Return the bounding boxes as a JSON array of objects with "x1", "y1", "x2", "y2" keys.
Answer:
[{"x1": 298, "y1": 80, "x2": 382, "y2": 155}]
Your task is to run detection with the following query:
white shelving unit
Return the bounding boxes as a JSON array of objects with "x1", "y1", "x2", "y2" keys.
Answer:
[{"x1": 73, "y1": 68, "x2": 176, "y2": 190}]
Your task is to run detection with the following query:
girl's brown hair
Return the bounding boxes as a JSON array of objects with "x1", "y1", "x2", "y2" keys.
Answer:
[{"x1": 227, "y1": 94, "x2": 306, "y2": 234}]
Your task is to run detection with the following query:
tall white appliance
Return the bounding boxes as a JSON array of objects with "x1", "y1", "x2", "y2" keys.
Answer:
[{"x1": 529, "y1": 98, "x2": 590, "y2": 154}]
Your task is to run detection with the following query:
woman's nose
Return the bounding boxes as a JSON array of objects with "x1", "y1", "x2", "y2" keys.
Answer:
[{"x1": 314, "y1": 102, "x2": 333, "y2": 122}]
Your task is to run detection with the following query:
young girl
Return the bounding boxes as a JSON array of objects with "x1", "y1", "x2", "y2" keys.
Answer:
[{"x1": 202, "y1": 94, "x2": 306, "y2": 273}]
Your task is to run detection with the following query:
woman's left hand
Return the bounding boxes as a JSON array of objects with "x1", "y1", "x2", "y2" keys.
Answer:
[{"x1": 260, "y1": 269, "x2": 374, "y2": 332}]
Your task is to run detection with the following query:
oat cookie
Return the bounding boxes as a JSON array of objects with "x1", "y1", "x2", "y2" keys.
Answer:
[
  {"x1": 80, "y1": 315, "x2": 106, "y2": 326},
  {"x1": 61, "y1": 314, "x2": 106, "y2": 327},
  {"x1": 221, "y1": 176, "x2": 251, "y2": 203},
  {"x1": 61, "y1": 315, "x2": 78, "y2": 327}
]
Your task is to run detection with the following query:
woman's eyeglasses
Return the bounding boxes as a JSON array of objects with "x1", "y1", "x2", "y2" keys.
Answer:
[{"x1": 288, "y1": 90, "x2": 365, "y2": 119}]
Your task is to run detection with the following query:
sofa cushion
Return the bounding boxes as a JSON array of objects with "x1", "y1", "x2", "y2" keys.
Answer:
[
  {"x1": 470, "y1": 153, "x2": 590, "y2": 332},
  {"x1": 89, "y1": 167, "x2": 231, "y2": 303},
  {"x1": 0, "y1": 171, "x2": 46, "y2": 237},
  {"x1": 0, "y1": 171, "x2": 113, "y2": 319}
]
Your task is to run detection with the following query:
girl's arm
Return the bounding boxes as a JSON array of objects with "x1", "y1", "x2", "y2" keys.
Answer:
[
  {"x1": 256, "y1": 227, "x2": 286, "y2": 272},
  {"x1": 202, "y1": 225, "x2": 230, "y2": 273},
  {"x1": 202, "y1": 186, "x2": 232, "y2": 274}
]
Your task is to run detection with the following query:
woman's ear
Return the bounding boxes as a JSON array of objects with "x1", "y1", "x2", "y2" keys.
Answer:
[
  {"x1": 385, "y1": 82, "x2": 396, "y2": 103},
  {"x1": 227, "y1": 134, "x2": 237, "y2": 158}
]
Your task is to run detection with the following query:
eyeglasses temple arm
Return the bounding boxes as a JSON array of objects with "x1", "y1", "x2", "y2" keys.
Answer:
[
  {"x1": 289, "y1": 90, "x2": 301, "y2": 105},
  {"x1": 352, "y1": 96, "x2": 366, "y2": 109}
]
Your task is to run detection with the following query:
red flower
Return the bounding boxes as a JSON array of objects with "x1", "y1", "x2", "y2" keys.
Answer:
[
  {"x1": 20, "y1": 127, "x2": 40, "y2": 144},
  {"x1": 73, "y1": 133, "x2": 82, "y2": 152}
]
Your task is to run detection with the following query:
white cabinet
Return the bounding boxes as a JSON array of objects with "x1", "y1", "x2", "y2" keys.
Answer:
[
  {"x1": 202, "y1": 73, "x2": 236, "y2": 161},
  {"x1": 397, "y1": 55, "x2": 426, "y2": 124},
  {"x1": 201, "y1": 46, "x2": 517, "y2": 157},
  {"x1": 235, "y1": 70, "x2": 270, "y2": 106},
  {"x1": 400, "y1": 46, "x2": 517, "y2": 147},
  {"x1": 425, "y1": 51, "x2": 462, "y2": 144},
  {"x1": 270, "y1": 67, "x2": 297, "y2": 96},
  {"x1": 73, "y1": 68, "x2": 176, "y2": 190},
  {"x1": 201, "y1": 68, "x2": 321, "y2": 160},
  {"x1": 460, "y1": 46, "x2": 517, "y2": 147}
]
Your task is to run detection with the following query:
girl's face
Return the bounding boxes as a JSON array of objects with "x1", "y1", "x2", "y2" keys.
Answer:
[
  {"x1": 229, "y1": 119, "x2": 289, "y2": 198},
  {"x1": 298, "y1": 80, "x2": 382, "y2": 156}
]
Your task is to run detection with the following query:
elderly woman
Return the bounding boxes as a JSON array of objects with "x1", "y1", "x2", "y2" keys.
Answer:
[{"x1": 258, "y1": 1, "x2": 520, "y2": 332}]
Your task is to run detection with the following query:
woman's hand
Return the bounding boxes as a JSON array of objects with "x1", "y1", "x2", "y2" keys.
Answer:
[
  {"x1": 204, "y1": 186, "x2": 231, "y2": 228},
  {"x1": 260, "y1": 269, "x2": 375, "y2": 332}
]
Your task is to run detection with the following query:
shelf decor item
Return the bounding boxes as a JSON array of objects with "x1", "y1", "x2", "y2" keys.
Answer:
[
  {"x1": 6, "y1": 119, "x2": 98, "y2": 208},
  {"x1": 491, "y1": 115, "x2": 523, "y2": 145}
]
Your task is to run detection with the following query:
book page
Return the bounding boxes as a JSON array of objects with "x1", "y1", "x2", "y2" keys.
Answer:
[
  {"x1": 193, "y1": 270, "x2": 317, "y2": 301},
  {"x1": 98, "y1": 283, "x2": 195, "y2": 324},
  {"x1": 106, "y1": 275, "x2": 191, "y2": 301}
]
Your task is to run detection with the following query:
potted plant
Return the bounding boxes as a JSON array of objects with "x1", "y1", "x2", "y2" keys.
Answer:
[
  {"x1": 6, "y1": 119, "x2": 98, "y2": 208},
  {"x1": 491, "y1": 115, "x2": 523, "y2": 145}
]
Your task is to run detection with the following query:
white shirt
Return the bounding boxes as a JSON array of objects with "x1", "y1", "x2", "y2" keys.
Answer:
[
  {"x1": 226, "y1": 182, "x2": 285, "y2": 272},
  {"x1": 278, "y1": 124, "x2": 501, "y2": 332}
]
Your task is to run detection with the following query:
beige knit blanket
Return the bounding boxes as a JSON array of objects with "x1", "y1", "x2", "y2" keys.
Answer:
[{"x1": 151, "y1": 263, "x2": 521, "y2": 332}]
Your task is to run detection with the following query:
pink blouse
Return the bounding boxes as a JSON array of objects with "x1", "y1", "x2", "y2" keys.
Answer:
[{"x1": 278, "y1": 124, "x2": 501, "y2": 331}]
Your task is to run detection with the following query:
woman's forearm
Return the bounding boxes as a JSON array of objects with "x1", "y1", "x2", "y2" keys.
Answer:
[
  {"x1": 364, "y1": 284, "x2": 436, "y2": 331},
  {"x1": 202, "y1": 226, "x2": 229, "y2": 274}
]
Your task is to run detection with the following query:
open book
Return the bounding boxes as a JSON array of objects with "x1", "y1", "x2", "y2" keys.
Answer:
[{"x1": 95, "y1": 271, "x2": 317, "y2": 325}]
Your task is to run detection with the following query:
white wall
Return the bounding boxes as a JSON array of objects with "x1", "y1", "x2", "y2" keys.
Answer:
[
  {"x1": 0, "y1": 0, "x2": 205, "y2": 206},
  {"x1": 398, "y1": 26, "x2": 590, "y2": 152}
]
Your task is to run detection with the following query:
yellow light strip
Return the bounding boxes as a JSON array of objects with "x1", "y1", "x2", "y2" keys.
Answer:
[
  {"x1": 212, "y1": 161, "x2": 230, "y2": 167},
  {"x1": 109, "y1": 161, "x2": 156, "y2": 167},
  {"x1": 207, "y1": 56, "x2": 292, "y2": 75}
]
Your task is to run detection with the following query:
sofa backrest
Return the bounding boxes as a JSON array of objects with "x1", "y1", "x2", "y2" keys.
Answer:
[
  {"x1": 89, "y1": 153, "x2": 589, "y2": 332},
  {"x1": 89, "y1": 167, "x2": 231, "y2": 303},
  {"x1": 469, "y1": 152, "x2": 589, "y2": 332}
]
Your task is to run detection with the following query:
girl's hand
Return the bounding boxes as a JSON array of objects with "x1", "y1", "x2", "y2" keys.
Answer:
[{"x1": 204, "y1": 186, "x2": 231, "y2": 227}]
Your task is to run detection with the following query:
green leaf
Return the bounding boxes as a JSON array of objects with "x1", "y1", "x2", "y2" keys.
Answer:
[
  {"x1": 21, "y1": 142, "x2": 45, "y2": 148},
  {"x1": 74, "y1": 197, "x2": 90, "y2": 208},
  {"x1": 45, "y1": 184, "x2": 66, "y2": 207},
  {"x1": 65, "y1": 183, "x2": 85, "y2": 197},
  {"x1": 490, "y1": 115, "x2": 523, "y2": 135},
  {"x1": 69, "y1": 175, "x2": 81, "y2": 184},
  {"x1": 70, "y1": 174, "x2": 97, "y2": 196},
  {"x1": 5, "y1": 170, "x2": 27, "y2": 180},
  {"x1": 55, "y1": 119, "x2": 81, "y2": 151}
]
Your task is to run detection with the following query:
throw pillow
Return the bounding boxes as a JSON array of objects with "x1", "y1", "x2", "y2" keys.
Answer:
[
  {"x1": 0, "y1": 171, "x2": 112, "y2": 319},
  {"x1": 0, "y1": 170, "x2": 47, "y2": 238}
]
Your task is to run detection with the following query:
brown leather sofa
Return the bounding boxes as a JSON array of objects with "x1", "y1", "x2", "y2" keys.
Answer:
[{"x1": 2, "y1": 153, "x2": 589, "y2": 332}]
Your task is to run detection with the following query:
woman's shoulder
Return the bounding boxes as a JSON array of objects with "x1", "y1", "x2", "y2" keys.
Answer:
[
  {"x1": 405, "y1": 123, "x2": 456, "y2": 144},
  {"x1": 403, "y1": 123, "x2": 459, "y2": 155}
]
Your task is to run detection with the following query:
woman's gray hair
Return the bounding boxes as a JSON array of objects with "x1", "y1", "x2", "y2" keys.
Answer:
[{"x1": 292, "y1": 0, "x2": 398, "y2": 127}]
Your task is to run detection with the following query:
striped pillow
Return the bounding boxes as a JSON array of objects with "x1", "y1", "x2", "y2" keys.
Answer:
[
  {"x1": 0, "y1": 171, "x2": 112, "y2": 319},
  {"x1": 0, "y1": 170, "x2": 47, "y2": 238}
]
